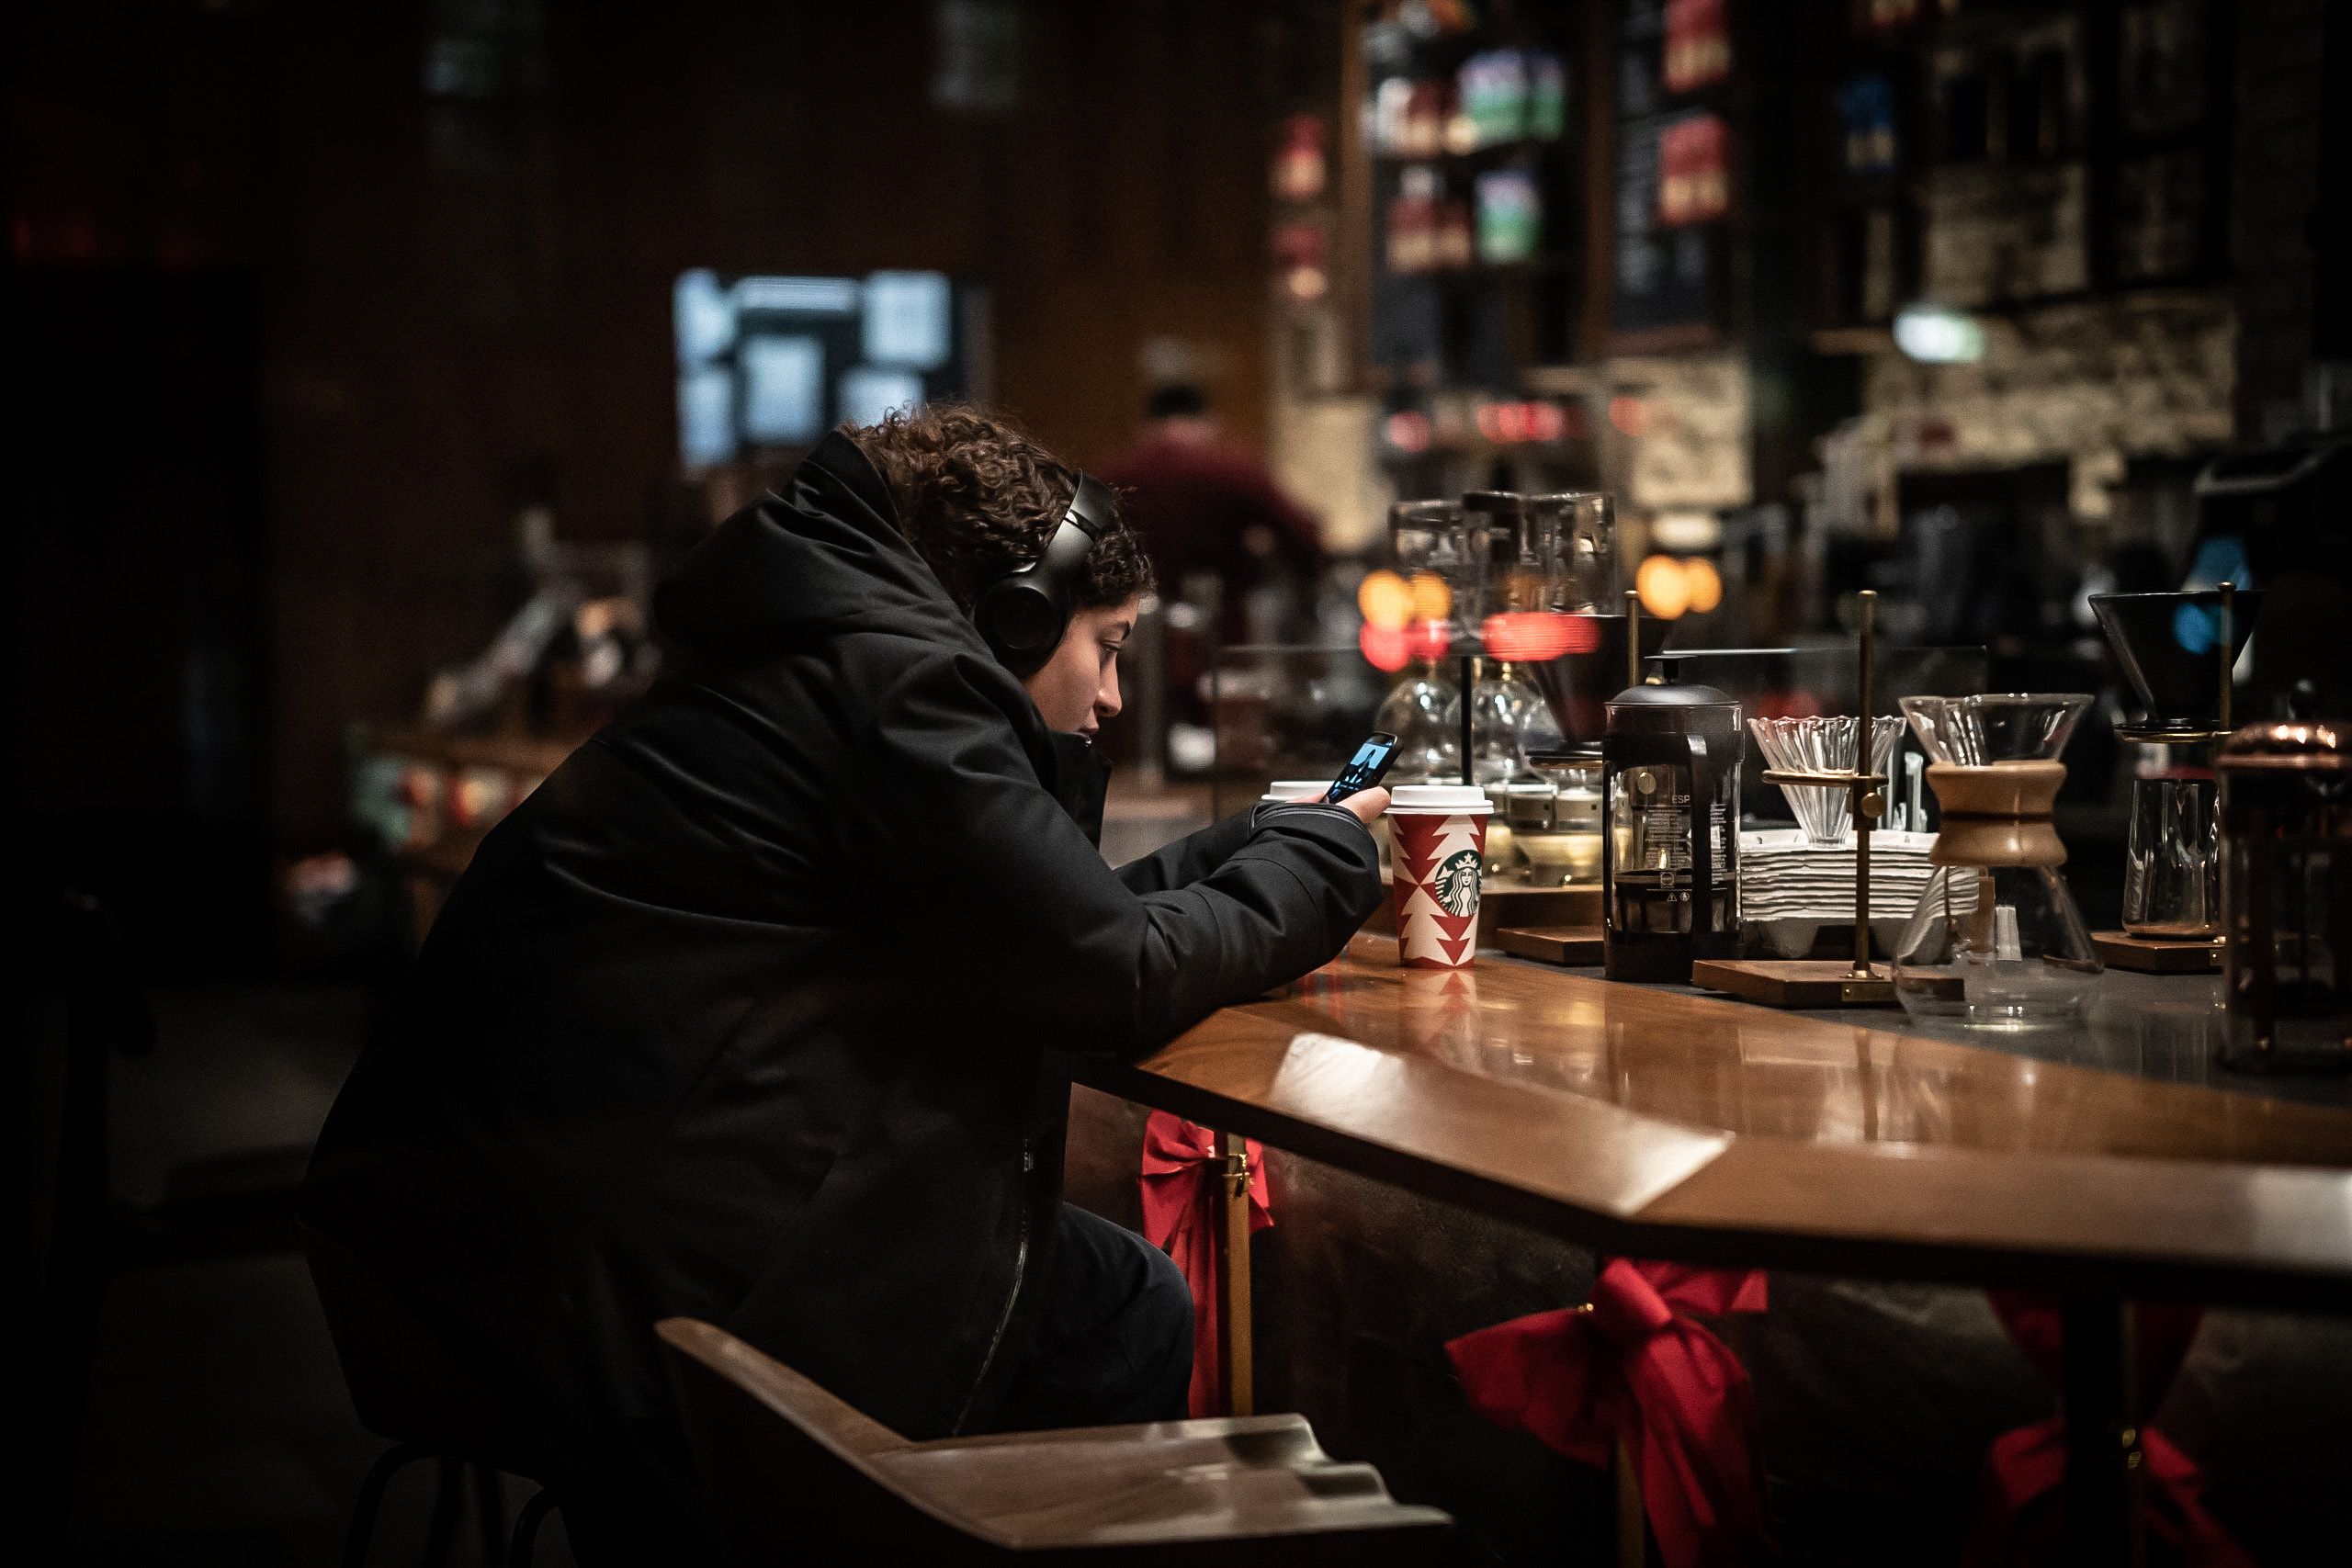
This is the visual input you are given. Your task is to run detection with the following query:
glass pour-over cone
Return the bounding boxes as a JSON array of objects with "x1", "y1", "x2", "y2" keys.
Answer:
[
  {"x1": 1892, "y1": 694, "x2": 2101, "y2": 1029},
  {"x1": 1748, "y1": 715, "x2": 1903, "y2": 845}
]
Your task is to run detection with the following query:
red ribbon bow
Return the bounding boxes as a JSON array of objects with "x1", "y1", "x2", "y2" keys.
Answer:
[
  {"x1": 1447, "y1": 1258, "x2": 1772, "y2": 1568},
  {"x1": 1139, "y1": 1111, "x2": 1272, "y2": 1417},
  {"x1": 1962, "y1": 1294, "x2": 2250, "y2": 1568}
]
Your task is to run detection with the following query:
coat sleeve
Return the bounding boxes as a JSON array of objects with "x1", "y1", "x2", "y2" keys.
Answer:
[
  {"x1": 1113, "y1": 811, "x2": 1255, "y2": 894},
  {"x1": 849, "y1": 651, "x2": 1382, "y2": 1056}
]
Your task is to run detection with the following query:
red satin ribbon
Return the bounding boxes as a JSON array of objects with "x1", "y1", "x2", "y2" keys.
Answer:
[
  {"x1": 1964, "y1": 1294, "x2": 2250, "y2": 1568},
  {"x1": 1447, "y1": 1258, "x2": 1771, "y2": 1568},
  {"x1": 1138, "y1": 1111, "x2": 1271, "y2": 1417}
]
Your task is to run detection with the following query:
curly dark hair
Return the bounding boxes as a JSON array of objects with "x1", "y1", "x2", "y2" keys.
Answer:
[{"x1": 845, "y1": 404, "x2": 1153, "y2": 615}]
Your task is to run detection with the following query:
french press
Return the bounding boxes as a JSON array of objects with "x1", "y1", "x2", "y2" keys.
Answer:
[
  {"x1": 1600, "y1": 598, "x2": 1743, "y2": 982},
  {"x1": 2217, "y1": 704, "x2": 2352, "y2": 1072}
]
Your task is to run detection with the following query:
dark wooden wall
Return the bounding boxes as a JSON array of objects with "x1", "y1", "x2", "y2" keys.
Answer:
[{"x1": 12, "y1": 0, "x2": 1277, "y2": 867}]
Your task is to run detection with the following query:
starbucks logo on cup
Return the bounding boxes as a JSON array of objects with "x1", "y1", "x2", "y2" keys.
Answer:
[{"x1": 1435, "y1": 850, "x2": 1483, "y2": 917}]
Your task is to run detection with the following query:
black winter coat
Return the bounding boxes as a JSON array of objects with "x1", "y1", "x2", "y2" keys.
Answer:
[{"x1": 301, "y1": 434, "x2": 1382, "y2": 1493}]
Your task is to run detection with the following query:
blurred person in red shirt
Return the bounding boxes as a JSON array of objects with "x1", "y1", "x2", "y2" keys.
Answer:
[
  {"x1": 1098, "y1": 383, "x2": 1324, "y2": 645},
  {"x1": 1099, "y1": 386, "x2": 1326, "y2": 763}
]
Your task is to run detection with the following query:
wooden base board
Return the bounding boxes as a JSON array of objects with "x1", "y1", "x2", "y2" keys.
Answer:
[
  {"x1": 1497, "y1": 925, "x2": 1606, "y2": 965},
  {"x1": 1367, "y1": 878, "x2": 1602, "y2": 946},
  {"x1": 2092, "y1": 931, "x2": 2222, "y2": 974},
  {"x1": 1691, "y1": 959, "x2": 1899, "y2": 1007}
]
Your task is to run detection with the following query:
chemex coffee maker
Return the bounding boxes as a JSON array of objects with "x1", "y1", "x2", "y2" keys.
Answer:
[
  {"x1": 1890, "y1": 693, "x2": 2103, "y2": 1028},
  {"x1": 2088, "y1": 582, "x2": 2263, "y2": 972},
  {"x1": 1600, "y1": 593, "x2": 1743, "y2": 982}
]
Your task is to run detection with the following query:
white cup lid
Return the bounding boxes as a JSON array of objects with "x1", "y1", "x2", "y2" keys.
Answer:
[
  {"x1": 1387, "y1": 784, "x2": 1493, "y2": 813},
  {"x1": 1265, "y1": 780, "x2": 1333, "y2": 795}
]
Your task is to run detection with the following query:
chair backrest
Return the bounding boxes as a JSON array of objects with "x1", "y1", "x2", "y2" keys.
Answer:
[{"x1": 656, "y1": 1317, "x2": 992, "y2": 1564}]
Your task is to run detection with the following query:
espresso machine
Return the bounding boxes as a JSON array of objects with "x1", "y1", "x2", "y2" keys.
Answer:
[{"x1": 2088, "y1": 584, "x2": 2262, "y2": 971}]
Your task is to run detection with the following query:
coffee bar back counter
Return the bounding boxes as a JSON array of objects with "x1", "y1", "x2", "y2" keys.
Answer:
[{"x1": 1063, "y1": 933, "x2": 2352, "y2": 1565}]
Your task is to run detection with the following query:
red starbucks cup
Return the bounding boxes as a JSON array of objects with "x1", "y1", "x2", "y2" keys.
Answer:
[{"x1": 1385, "y1": 784, "x2": 1492, "y2": 969}]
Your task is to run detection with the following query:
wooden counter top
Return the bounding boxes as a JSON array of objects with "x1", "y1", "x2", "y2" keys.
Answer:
[{"x1": 1075, "y1": 935, "x2": 2352, "y2": 1311}]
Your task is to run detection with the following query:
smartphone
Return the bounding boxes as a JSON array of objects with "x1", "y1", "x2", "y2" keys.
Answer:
[{"x1": 1321, "y1": 733, "x2": 1400, "y2": 804}]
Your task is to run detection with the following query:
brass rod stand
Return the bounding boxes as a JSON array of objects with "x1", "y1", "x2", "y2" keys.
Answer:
[
  {"x1": 1624, "y1": 589, "x2": 1641, "y2": 690},
  {"x1": 1691, "y1": 592, "x2": 1896, "y2": 1007},
  {"x1": 1850, "y1": 591, "x2": 1879, "y2": 979}
]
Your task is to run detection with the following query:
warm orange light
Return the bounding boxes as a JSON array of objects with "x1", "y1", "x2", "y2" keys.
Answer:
[
  {"x1": 1408, "y1": 571, "x2": 1453, "y2": 623},
  {"x1": 1683, "y1": 558, "x2": 1723, "y2": 614},
  {"x1": 1609, "y1": 396, "x2": 1648, "y2": 437},
  {"x1": 1357, "y1": 569, "x2": 1414, "y2": 631},
  {"x1": 1359, "y1": 622, "x2": 1409, "y2": 672},
  {"x1": 1635, "y1": 554, "x2": 1690, "y2": 619}
]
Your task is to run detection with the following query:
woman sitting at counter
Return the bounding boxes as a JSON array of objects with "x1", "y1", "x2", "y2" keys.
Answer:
[{"x1": 300, "y1": 406, "x2": 1387, "y2": 1562}]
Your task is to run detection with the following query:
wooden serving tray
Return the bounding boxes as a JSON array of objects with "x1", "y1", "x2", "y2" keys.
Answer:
[
  {"x1": 1497, "y1": 925, "x2": 1606, "y2": 965},
  {"x1": 1691, "y1": 958, "x2": 1899, "y2": 1007},
  {"x1": 2092, "y1": 931, "x2": 2223, "y2": 974}
]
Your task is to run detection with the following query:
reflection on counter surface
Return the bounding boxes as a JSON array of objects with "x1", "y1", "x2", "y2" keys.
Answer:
[{"x1": 1262, "y1": 937, "x2": 2352, "y2": 1163}]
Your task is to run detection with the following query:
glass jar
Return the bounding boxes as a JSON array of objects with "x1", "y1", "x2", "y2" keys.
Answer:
[
  {"x1": 1390, "y1": 498, "x2": 1480, "y2": 651},
  {"x1": 1528, "y1": 491, "x2": 1618, "y2": 613}
]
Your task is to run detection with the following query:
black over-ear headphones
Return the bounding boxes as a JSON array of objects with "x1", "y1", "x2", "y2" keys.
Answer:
[{"x1": 973, "y1": 472, "x2": 1116, "y2": 677}]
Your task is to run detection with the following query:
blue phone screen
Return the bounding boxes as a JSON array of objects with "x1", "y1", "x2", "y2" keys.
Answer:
[{"x1": 1324, "y1": 737, "x2": 1397, "y2": 802}]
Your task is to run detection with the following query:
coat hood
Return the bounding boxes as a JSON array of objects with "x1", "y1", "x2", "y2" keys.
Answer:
[
  {"x1": 651, "y1": 431, "x2": 1111, "y2": 840},
  {"x1": 654, "y1": 431, "x2": 980, "y2": 661}
]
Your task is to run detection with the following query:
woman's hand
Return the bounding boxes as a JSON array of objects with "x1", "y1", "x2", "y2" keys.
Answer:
[{"x1": 1336, "y1": 786, "x2": 1390, "y2": 826}]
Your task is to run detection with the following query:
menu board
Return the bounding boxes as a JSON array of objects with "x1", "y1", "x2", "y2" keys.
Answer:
[
  {"x1": 1613, "y1": 114, "x2": 1719, "y2": 339},
  {"x1": 1611, "y1": 0, "x2": 1728, "y2": 344}
]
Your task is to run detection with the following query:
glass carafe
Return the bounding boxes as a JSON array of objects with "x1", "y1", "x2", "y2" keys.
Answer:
[
  {"x1": 1468, "y1": 659, "x2": 1545, "y2": 784},
  {"x1": 1892, "y1": 694, "x2": 2101, "y2": 1029},
  {"x1": 2122, "y1": 737, "x2": 2221, "y2": 937},
  {"x1": 1377, "y1": 661, "x2": 1460, "y2": 784},
  {"x1": 2090, "y1": 589, "x2": 2264, "y2": 942}
]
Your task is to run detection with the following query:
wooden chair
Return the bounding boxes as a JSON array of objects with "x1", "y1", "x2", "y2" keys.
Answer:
[{"x1": 656, "y1": 1317, "x2": 1452, "y2": 1566}]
